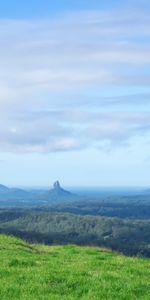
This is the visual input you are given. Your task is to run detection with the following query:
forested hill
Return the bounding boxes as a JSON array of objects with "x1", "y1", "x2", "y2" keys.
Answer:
[
  {"x1": 0, "y1": 234, "x2": 150, "y2": 300},
  {"x1": 1, "y1": 211, "x2": 150, "y2": 257}
]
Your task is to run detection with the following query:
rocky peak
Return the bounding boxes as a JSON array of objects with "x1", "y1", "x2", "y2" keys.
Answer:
[{"x1": 53, "y1": 181, "x2": 61, "y2": 190}]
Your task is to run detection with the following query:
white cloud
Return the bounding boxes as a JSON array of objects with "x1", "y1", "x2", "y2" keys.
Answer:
[
  {"x1": 0, "y1": 8, "x2": 150, "y2": 152},
  {"x1": 0, "y1": 110, "x2": 150, "y2": 152}
]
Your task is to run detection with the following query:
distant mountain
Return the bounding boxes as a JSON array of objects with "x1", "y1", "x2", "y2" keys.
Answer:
[
  {"x1": 0, "y1": 184, "x2": 29, "y2": 201},
  {"x1": 0, "y1": 181, "x2": 78, "y2": 205},
  {"x1": 0, "y1": 184, "x2": 9, "y2": 192},
  {"x1": 47, "y1": 181, "x2": 76, "y2": 202}
]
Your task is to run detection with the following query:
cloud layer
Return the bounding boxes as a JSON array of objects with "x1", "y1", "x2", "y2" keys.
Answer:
[{"x1": 0, "y1": 7, "x2": 150, "y2": 152}]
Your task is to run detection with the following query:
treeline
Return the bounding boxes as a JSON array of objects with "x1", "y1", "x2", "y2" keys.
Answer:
[
  {"x1": 1, "y1": 210, "x2": 150, "y2": 258},
  {"x1": 1, "y1": 194, "x2": 150, "y2": 220},
  {"x1": 45, "y1": 197, "x2": 150, "y2": 219}
]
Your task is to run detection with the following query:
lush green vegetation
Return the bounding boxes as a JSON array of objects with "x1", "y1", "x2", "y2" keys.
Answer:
[
  {"x1": 1, "y1": 211, "x2": 150, "y2": 257},
  {"x1": 1, "y1": 190, "x2": 150, "y2": 258},
  {"x1": 47, "y1": 196, "x2": 150, "y2": 219},
  {"x1": 0, "y1": 234, "x2": 150, "y2": 300}
]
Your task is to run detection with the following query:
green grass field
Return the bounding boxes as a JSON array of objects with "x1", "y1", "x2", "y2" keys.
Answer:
[{"x1": 0, "y1": 234, "x2": 150, "y2": 300}]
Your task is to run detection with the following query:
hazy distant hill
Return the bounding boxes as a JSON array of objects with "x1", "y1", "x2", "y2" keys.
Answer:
[
  {"x1": 0, "y1": 184, "x2": 29, "y2": 200},
  {"x1": 0, "y1": 184, "x2": 10, "y2": 193},
  {"x1": 47, "y1": 181, "x2": 77, "y2": 201},
  {"x1": 0, "y1": 181, "x2": 78, "y2": 205}
]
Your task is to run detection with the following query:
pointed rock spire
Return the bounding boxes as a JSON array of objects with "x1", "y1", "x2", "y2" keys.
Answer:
[{"x1": 53, "y1": 181, "x2": 61, "y2": 190}]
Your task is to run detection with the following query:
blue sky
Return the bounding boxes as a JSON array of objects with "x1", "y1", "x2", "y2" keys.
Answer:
[
  {"x1": 0, "y1": 1, "x2": 123, "y2": 18},
  {"x1": 0, "y1": 0, "x2": 150, "y2": 187}
]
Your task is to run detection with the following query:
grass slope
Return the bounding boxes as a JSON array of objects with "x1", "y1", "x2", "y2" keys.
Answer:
[{"x1": 0, "y1": 235, "x2": 150, "y2": 300}]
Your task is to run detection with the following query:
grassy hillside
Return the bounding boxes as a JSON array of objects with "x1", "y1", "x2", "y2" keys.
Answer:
[{"x1": 0, "y1": 235, "x2": 150, "y2": 300}]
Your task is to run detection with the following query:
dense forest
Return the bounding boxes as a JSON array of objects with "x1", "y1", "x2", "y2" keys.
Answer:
[
  {"x1": 0, "y1": 185, "x2": 150, "y2": 259},
  {"x1": 45, "y1": 196, "x2": 150, "y2": 219},
  {"x1": 1, "y1": 209, "x2": 150, "y2": 257}
]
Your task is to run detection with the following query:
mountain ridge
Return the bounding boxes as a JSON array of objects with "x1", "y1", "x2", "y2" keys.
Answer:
[{"x1": 0, "y1": 181, "x2": 77, "y2": 204}]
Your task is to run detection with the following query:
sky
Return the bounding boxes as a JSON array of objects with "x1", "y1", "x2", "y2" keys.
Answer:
[{"x1": 0, "y1": 0, "x2": 150, "y2": 187}]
